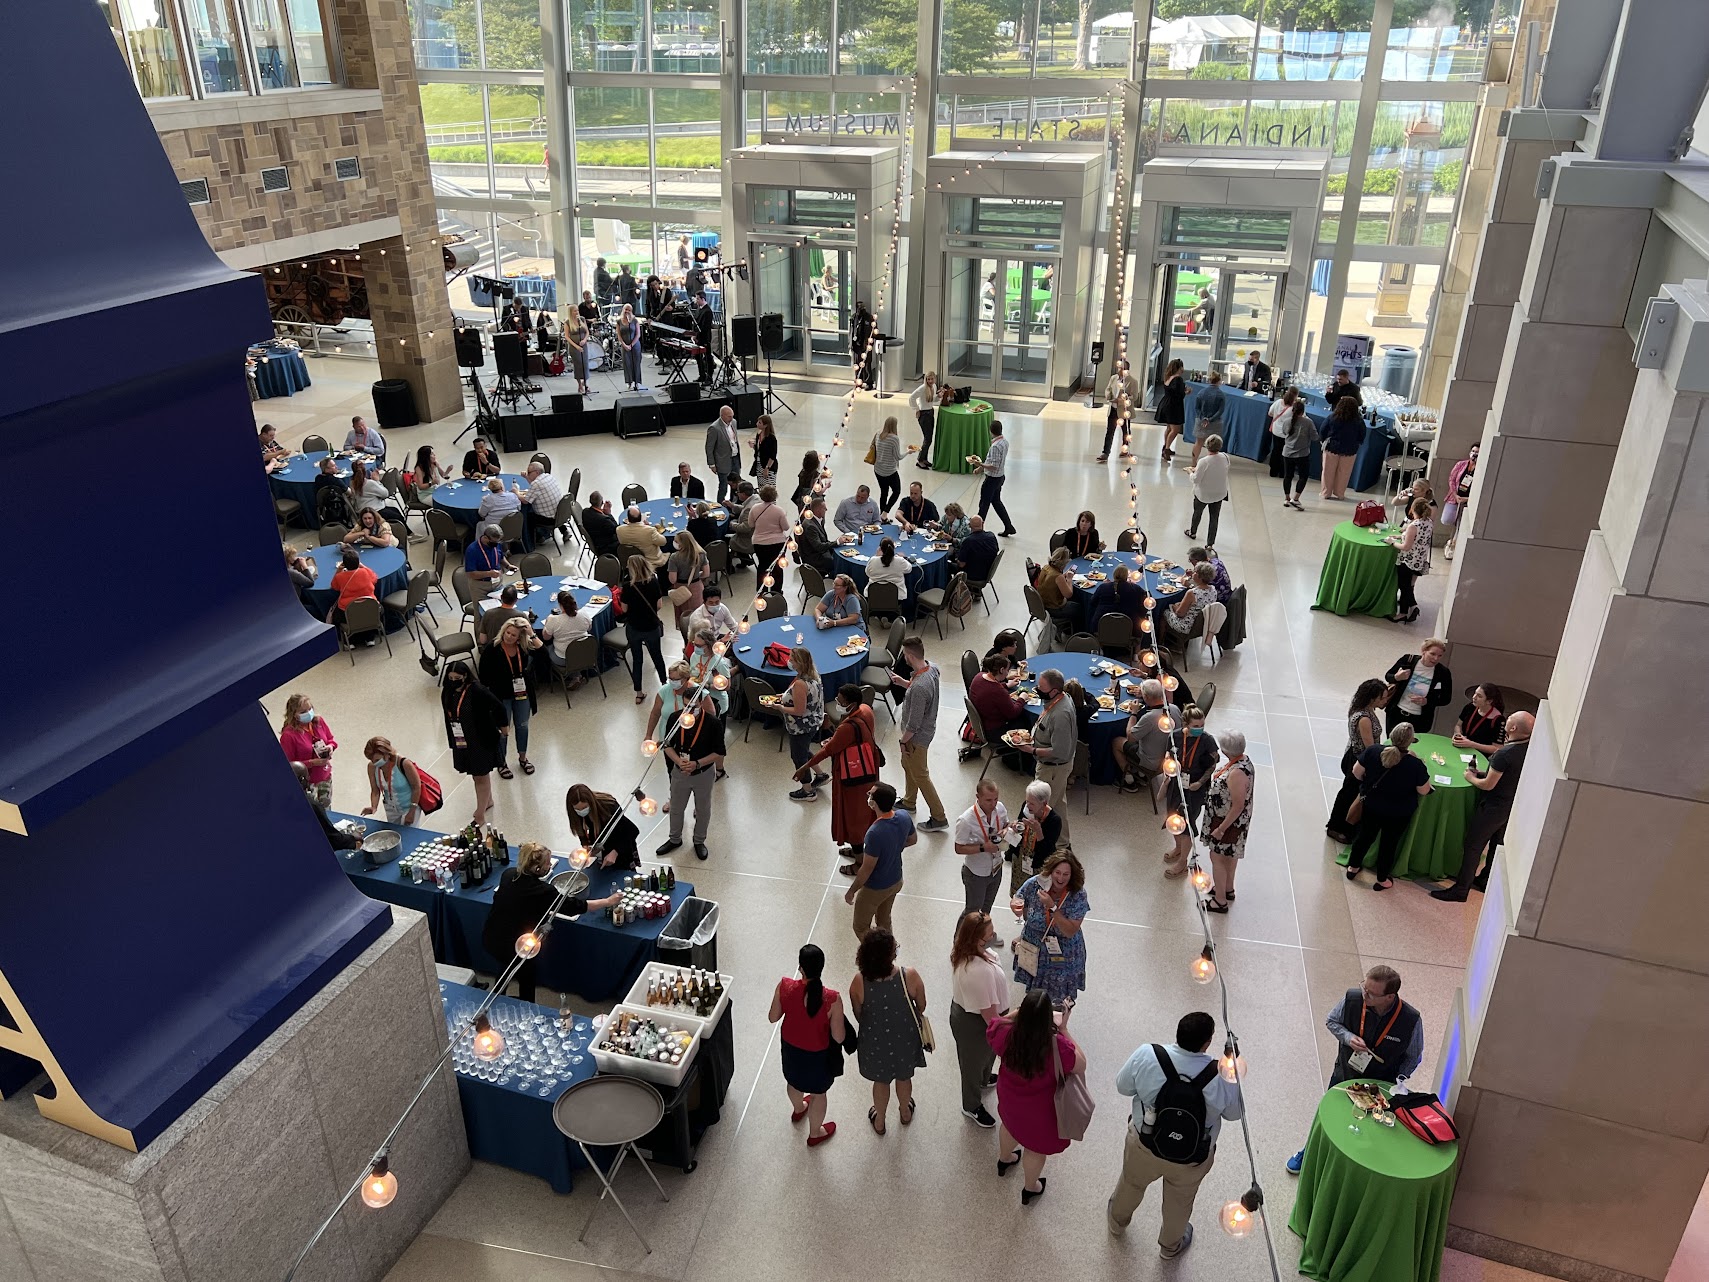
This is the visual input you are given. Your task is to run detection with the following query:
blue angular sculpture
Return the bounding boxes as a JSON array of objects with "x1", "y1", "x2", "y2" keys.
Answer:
[{"x1": 0, "y1": 1, "x2": 390, "y2": 1150}]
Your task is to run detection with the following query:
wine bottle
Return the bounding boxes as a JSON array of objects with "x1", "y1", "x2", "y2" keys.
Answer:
[{"x1": 712, "y1": 973, "x2": 725, "y2": 1003}]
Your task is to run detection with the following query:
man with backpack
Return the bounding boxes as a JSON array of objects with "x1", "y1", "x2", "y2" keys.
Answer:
[{"x1": 1107, "y1": 1011, "x2": 1244, "y2": 1259}]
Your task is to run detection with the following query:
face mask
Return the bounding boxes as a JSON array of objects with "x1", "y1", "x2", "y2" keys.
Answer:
[
  {"x1": 574, "y1": 805, "x2": 590, "y2": 817},
  {"x1": 1187, "y1": 726, "x2": 1204, "y2": 737},
  {"x1": 297, "y1": 710, "x2": 315, "y2": 724}
]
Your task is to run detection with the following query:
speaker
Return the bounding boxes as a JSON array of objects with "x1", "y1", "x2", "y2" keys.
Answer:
[
  {"x1": 667, "y1": 382, "x2": 702, "y2": 403},
  {"x1": 492, "y1": 331, "x2": 526, "y2": 377},
  {"x1": 759, "y1": 312, "x2": 785, "y2": 353},
  {"x1": 499, "y1": 412, "x2": 537, "y2": 453},
  {"x1": 454, "y1": 327, "x2": 485, "y2": 369},
  {"x1": 615, "y1": 393, "x2": 664, "y2": 439},
  {"x1": 551, "y1": 392, "x2": 584, "y2": 415},
  {"x1": 733, "y1": 388, "x2": 763, "y2": 428},
  {"x1": 731, "y1": 315, "x2": 759, "y2": 360}
]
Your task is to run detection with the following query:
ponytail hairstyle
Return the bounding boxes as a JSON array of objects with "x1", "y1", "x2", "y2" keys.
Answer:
[
  {"x1": 1381, "y1": 721, "x2": 1417, "y2": 769},
  {"x1": 798, "y1": 943, "x2": 826, "y2": 1017},
  {"x1": 879, "y1": 536, "x2": 896, "y2": 567}
]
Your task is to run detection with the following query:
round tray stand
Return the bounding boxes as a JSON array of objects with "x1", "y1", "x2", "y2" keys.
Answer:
[{"x1": 553, "y1": 1076, "x2": 671, "y2": 1252}]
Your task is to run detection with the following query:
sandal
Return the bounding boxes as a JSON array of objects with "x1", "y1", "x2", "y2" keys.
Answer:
[
  {"x1": 497, "y1": 765, "x2": 515, "y2": 780},
  {"x1": 635, "y1": 692, "x2": 646, "y2": 704},
  {"x1": 899, "y1": 1098, "x2": 916, "y2": 1126},
  {"x1": 519, "y1": 759, "x2": 535, "y2": 776},
  {"x1": 868, "y1": 1106, "x2": 886, "y2": 1136},
  {"x1": 1203, "y1": 896, "x2": 1230, "y2": 913},
  {"x1": 839, "y1": 862, "x2": 860, "y2": 877}
]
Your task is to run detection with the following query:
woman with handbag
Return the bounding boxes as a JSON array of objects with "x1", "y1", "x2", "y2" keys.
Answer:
[
  {"x1": 795, "y1": 684, "x2": 880, "y2": 876},
  {"x1": 769, "y1": 943, "x2": 846, "y2": 1148},
  {"x1": 360, "y1": 736, "x2": 422, "y2": 826},
  {"x1": 871, "y1": 416, "x2": 904, "y2": 514},
  {"x1": 666, "y1": 530, "x2": 710, "y2": 638},
  {"x1": 988, "y1": 988, "x2": 1088, "y2": 1205},
  {"x1": 1326, "y1": 679, "x2": 1387, "y2": 843},
  {"x1": 1009, "y1": 851, "x2": 1089, "y2": 1005},
  {"x1": 950, "y1": 911, "x2": 1009, "y2": 1129},
  {"x1": 848, "y1": 928, "x2": 928, "y2": 1136}
]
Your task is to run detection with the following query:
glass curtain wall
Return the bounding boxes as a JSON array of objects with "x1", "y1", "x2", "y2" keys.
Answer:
[{"x1": 100, "y1": 0, "x2": 338, "y2": 98}]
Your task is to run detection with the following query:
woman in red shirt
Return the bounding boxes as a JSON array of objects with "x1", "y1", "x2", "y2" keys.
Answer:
[
  {"x1": 968, "y1": 653, "x2": 1027, "y2": 752},
  {"x1": 768, "y1": 943, "x2": 847, "y2": 1148}
]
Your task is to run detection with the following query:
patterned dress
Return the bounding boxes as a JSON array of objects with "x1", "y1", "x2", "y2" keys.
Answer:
[
  {"x1": 856, "y1": 969, "x2": 925, "y2": 1082},
  {"x1": 1012, "y1": 876, "x2": 1089, "y2": 1003},
  {"x1": 1203, "y1": 756, "x2": 1255, "y2": 860}
]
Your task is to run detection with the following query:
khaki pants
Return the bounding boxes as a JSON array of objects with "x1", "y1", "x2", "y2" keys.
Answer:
[
  {"x1": 1033, "y1": 758, "x2": 1073, "y2": 842},
  {"x1": 852, "y1": 880, "x2": 901, "y2": 938},
  {"x1": 899, "y1": 741, "x2": 946, "y2": 823},
  {"x1": 1320, "y1": 450, "x2": 1356, "y2": 498},
  {"x1": 1109, "y1": 1126, "x2": 1215, "y2": 1248}
]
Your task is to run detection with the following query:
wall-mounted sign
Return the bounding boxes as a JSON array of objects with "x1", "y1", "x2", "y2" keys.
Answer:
[{"x1": 974, "y1": 118, "x2": 1091, "y2": 141}]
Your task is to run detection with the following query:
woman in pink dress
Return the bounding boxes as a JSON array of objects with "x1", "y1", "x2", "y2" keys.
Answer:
[{"x1": 986, "y1": 988, "x2": 1088, "y2": 1205}]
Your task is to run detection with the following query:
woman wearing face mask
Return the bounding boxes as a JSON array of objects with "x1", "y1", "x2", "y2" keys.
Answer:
[
  {"x1": 643, "y1": 661, "x2": 718, "y2": 745},
  {"x1": 440, "y1": 660, "x2": 505, "y2": 826},
  {"x1": 360, "y1": 735, "x2": 422, "y2": 826},
  {"x1": 565, "y1": 784, "x2": 642, "y2": 870},
  {"x1": 279, "y1": 693, "x2": 337, "y2": 807}
]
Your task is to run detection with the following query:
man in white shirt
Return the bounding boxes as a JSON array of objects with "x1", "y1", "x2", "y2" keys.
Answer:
[
  {"x1": 952, "y1": 779, "x2": 1010, "y2": 915},
  {"x1": 908, "y1": 372, "x2": 940, "y2": 468},
  {"x1": 833, "y1": 486, "x2": 880, "y2": 534},
  {"x1": 1100, "y1": 360, "x2": 1141, "y2": 463},
  {"x1": 1108, "y1": 1011, "x2": 1245, "y2": 1259},
  {"x1": 974, "y1": 421, "x2": 1017, "y2": 537},
  {"x1": 343, "y1": 415, "x2": 386, "y2": 461},
  {"x1": 511, "y1": 461, "x2": 564, "y2": 549},
  {"x1": 685, "y1": 583, "x2": 737, "y2": 640}
]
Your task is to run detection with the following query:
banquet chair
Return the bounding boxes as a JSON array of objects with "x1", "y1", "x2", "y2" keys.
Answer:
[
  {"x1": 318, "y1": 524, "x2": 349, "y2": 547},
  {"x1": 530, "y1": 452, "x2": 553, "y2": 473},
  {"x1": 416, "y1": 595, "x2": 477, "y2": 683},
  {"x1": 1184, "y1": 601, "x2": 1226, "y2": 669},
  {"x1": 621, "y1": 483, "x2": 648, "y2": 507},
  {"x1": 600, "y1": 623, "x2": 632, "y2": 679},
  {"x1": 962, "y1": 699, "x2": 995, "y2": 781},
  {"x1": 383, "y1": 571, "x2": 435, "y2": 640},
  {"x1": 302, "y1": 434, "x2": 330, "y2": 454},
  {"x1": 1064, "y1": 632, "x2": 1099, "y2": 653},
  {"x1": 337, "y1": 598, "x2": 391, "y2": 662},
  {"x1": 1195, "y1": 681, "x2": 1217, "y2": 721},
  {"x1": 427, "y1": 541, "x2": 455, "y2": 610},
  {"x1": 864, "y1": 581, "x2": 902, "y2": 630},
  {"x1": 451, "y1": 567, "x2": 479, "y2": 610},
  {"x1": 518, "y1": 551, "x2": 554, "y2": 581},
  {"x1": 959, "y1": 649, "x2": 979, "y2": 689},
  {"x1": 498, "y1": 511, "x2": 526, "y2": 553},
  {"x1": 1067, "y1": 741, "x2": 1093, "y2": 815},
  {"x1": 406, "y1": 477, "x2": 437, "y2": 527},
  {"x1": 913, "y1": 572, "x2": 964, "y2": 641},
  {"x1": 568, "y1": 501, "x2": 596, "y2": 570},
  {"x1": 1021, "y1": 584, "x2": 1052, "y2": 651},
  {"x1": 389, "y1": 520, "x2": 411, "y2": 559},
  {"x1": 566, "y1": 467, "x2": 581, "y2": 504},
  {"x1": 1097, "y1": 613, "x2": 1135, "y2": 659},
  {"x1": 274, "y1": 497, "x2": 304, "y2": 530},
  {"x1": 757, "y1": 592, "x2": 787, "y2": 621},
  {"x1": 426, "y1": 507, "x2": 465, "y2": 552},
  {"x1": 860, "y1": 665, "x2": 897, "y2": 723},
  {"x1": 741, "y1": 677, "x2": 785, "y2": 747},
  {"x1": 1048, "y1": 529, "x2": 1070, "y2": 553},
  {"x1": 705, "y1": 540, "x2": 730, "y2": 590},
  {"x1": 1116, "y1": 528, "x2": 1148, "y2": 554},
  {"x1": 797, "y1": 563, "x2": 827, "y2": 610},
  {"x1": 545, "y1": 633, "x2": 604, "y2": 707},
  {"x1": 549, "y1": 495, "x2": 579, "y2": 559},
  {"x1": 593, "y1": 554, "x2": 622, "y2": 587}
]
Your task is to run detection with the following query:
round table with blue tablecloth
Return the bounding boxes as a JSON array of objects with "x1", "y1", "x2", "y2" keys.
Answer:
[
  {"x1": 475, "y1": 574, "x2": 619, "y2": 672},
  {"x1": 299, "y1": 542, "x2": 408, "y2": 619},
  {"x1": 269, "y1": 450, "x2": 381, "y2": 528},
  {"x1": 434, "y1": 474, "x2": 528, "y2": 532},
  {"x1": 633, "y1": 497, "x2": 731, "y2": 551},
  {"x1": 1012, "y1": 651, "x2": 1143, "y2": 787},
  {"x1": 830, "y1": 521, "x2": 953, "y2": 598},
  {"x1": 249, "y1": 345, "x2": 312, "y2": 398},
  {"x1": 733, "y1": 614, "x2": 870, "y2": 704},
  {"x1": 1067, "y1": 551, "x2": 1191, "y2": 615}
]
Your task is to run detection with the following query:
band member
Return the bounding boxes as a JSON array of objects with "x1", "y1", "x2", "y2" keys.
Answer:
[{"x1": 691, "y1": 292, "x2": 715, "y2": 384}]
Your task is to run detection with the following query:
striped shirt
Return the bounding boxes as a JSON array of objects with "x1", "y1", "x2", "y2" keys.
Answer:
[{"x1": 983, "y1": 435, "x2": 1010, "y2": 477}]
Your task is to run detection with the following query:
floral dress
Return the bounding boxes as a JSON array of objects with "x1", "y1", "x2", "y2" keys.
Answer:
[
  {"x1": 1203, "y1": 756, "x2": 1255, "y2": 860},
  {"x1": 1012, "y1": 875, "x2": 1089, "y2": 1003},
  {"x1": 1397, "y1": 517, "x2": 1433, "y2": 574}
]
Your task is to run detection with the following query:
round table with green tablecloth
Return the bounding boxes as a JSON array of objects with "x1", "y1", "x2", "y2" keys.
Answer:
[
  {"x1": 1313, "y1": 520, "x2": 1399, "y2": 617},
  {"x1": 1289, "y1": 1080, "x2": 1458, "y2": 1282},
  {"x1": 1335, "y1": 733, "x2": 1487, "y2": 880},
  {"x1": 932, "y1": 400, "x2": 994, "y2": 473}
]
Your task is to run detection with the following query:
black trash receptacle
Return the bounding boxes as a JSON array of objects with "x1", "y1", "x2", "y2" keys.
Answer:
[
  {"x1": 657, "y1": 896, "x2": 719, "y2": 971},
  {"x1": 372, "y1": 378, "x2": 419, "y2": 429}
]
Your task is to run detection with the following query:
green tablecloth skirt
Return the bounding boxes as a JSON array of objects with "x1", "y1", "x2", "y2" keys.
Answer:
[
  {"x1": 1334, "y1": 734, "x2": 1486, "y2": 879},
  {"x1": 1314, "y1": 521, "x2": 1398, "y2": 617},
  {"x1": 1289, "y1": 1081, "x2": 1458, "y2": 1282},
  {"x1": 933, "y1": 401, "x2": 994, "y2": 473}
]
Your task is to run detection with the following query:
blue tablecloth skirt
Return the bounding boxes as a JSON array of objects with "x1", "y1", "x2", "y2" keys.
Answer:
[
  {"x1": 1181, "y1": 383, "x2": 1393, "y2": 493},
  {"x1": 1014, "y1": 651, "x2": 1138, "y2": 786},
  {"x1": 1067, "y1": 551, "x2": 1189, "y2": 614},
  {"x1": 301, "y1": 543, "x2": 409, "y2": 624},
  {"x1": 434, "y1": 474, "x2": 529, "y2": 531},
  {"x1": 830, "y1": 525, "x2": 952, "y2": 609},
  {"x1": 476, "y1": 573, "x2": 619, "y2": 671},
  {"x1": 734, "y1": 614, "x2": 870, "y2": 703},
  {"x1": 251, "y1": 348, "x2": 311, "y2": 398},
  {"x1": 270, "y1": 450, "x2": 341, "y2": 526}
]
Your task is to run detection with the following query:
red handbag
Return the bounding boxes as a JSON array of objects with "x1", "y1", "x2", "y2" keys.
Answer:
[
  {"x1": 762, "y1": 641, "x2": 794, "y2": 669},
  {"x1": 836, "y1": 713, "x2": 883, "y2": 784},
  {"x1": 1352, "y1": 500, "x2": 1385, "y2": 528},
  {"x1": 1391, "y1": 1093, "x2": 1459, "y2": 1145}
]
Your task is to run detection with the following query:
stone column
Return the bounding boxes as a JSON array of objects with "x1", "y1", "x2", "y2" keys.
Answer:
[
  {"x1": 1439, "y1": 278, "x2": 1709, "y2": 1282},
  {"x1": 1433, "y1": 153, "x2": 1654, "y2": 698},
  {"x1": 332, "y1": 0, "x2": 462, "y2": 422}
]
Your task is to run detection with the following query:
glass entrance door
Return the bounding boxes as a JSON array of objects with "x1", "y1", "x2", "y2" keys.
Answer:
[
  {"x1": 750, "y1": 240, "x2": 855, "y2": 372},
  {"x1": 1217, "y1": 271, "x2": 1280, "y2": 373},
  {"x1": 806, "y1": 245, "x2": 852, "y2": 368},
  {"x1": 1152, "y1": 264, "x2": 1284, "y2": 382},
  {"x1": 944, "y1": 252, "x2": 1056, "y2": 393}
]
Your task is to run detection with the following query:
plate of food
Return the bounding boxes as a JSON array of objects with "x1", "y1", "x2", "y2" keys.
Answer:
[
  {"x1": 1117, "y1": 699, "x2": 1140, "y2": 714},
  {"x1": 1085, "y1": 571, "x2": 1108, "y2": 582},
  {"x1": 863, "y1": 523, "x2": 882, "y2": 534},
  {"x1": 835, "y1": 643, "x2": 866, "y2": 657},
  {"x1": 1001, "y1": 729, "x2": 1034, "y2": 748},
  {"x1": 1096, "y1": 694, "x2": 1116, "y2": 710},
  {"x1": 757, "y1": 693, "x2": 781, "y2": 707}
]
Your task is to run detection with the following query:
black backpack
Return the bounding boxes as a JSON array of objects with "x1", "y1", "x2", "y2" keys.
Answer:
[
  {"x1": 317, "y1": 482, "x2": 354, "y2": 529},
  {"x1": 1144, "y1": 1044, "x2": 1220, "y2": 1165}
]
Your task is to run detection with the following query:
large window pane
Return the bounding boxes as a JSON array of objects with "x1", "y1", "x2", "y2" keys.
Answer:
[
  {"x1": 105, "y1": 0, "x2": 189, "y2": 98},
  {"x1": 837, "y1": 0, "x2": 917, "y2": 74},
  {"x1": 182, "y1": 0, "x2": 246, "y2": 94},
  {"x1": 652, "y1": 0, "x2": 719, "y2": 71},
  {"x1": 1384, "y1": 0, "x2": 1515, "y2": 82},
  {"x1": 1354, "y1": 101, "x2": 1471, "y2": 248},
  {"x1": 425, "y1": 83, "x2": 498, "y2": 199},
  {"x1": 286, "y1": 0, "x2": 335, "y2": 86},
  {"x1": 570, "y1": 0, "x2": 643, "y2": 71},
  {"x1": 653, "y1": 88, "x2": 722, "y2": 210},
  {"x1": 409, "y1": 0, "x2": 476, "y2": 68},
  {"x1": 1303, "y1": 261, "x2": 1440, "y2": 383},
  {"x1": 574, "y1": 87, "x2": 651, "y2": 204},
  {"x1": 746, "y1": 0, "x2": 831, "y2": 75},
  {"x1": 481, "y1": 0, "x2": 544, "y2": 68},
  {"x1": 947, "y1": 93, "x2": 1029, "y2": 143},
  {"x1": 1147, "y1": 13, "x2": 1254, "y2": 81},
  {"x1": 1256, "y1": 2, "x2": 1373, "y2": 81},
  {"x1": 755, "y1": 90, "x2": 833, "y2": 136},
  {"x1": 941, "y1": 0, "x2": 1025, "y2": 75},
  {"x1": 247, "y1": 0, "x2": 300, "y2": 88},
  {"x1": 580, "y1": 217, "x2": 656, "y2": 292}
]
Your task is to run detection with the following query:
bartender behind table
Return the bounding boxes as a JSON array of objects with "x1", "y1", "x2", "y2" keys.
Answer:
[
  {"x1": 482, "y1": 841, "x2": 621, "y2": 1002},
  {"x1": 1237, "y1": 350, "x2": 1272, "y2": 392}
]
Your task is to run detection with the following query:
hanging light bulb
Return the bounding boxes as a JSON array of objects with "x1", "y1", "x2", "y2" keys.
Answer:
[
  {"x1": 679, "y1": 710, "x2": 697, "y2": 729},
  {"x1": 1143, "y1": 596, "x2": 1156, "y2": 610},
  {"x1": 1162, "y1": 753, "x2": 1180, "y2": 776},
  {"x1": 754, "y1": 596, "x2": 767, "y2": 612},
  {"x1": 1190, "y1": 864, "x2": 1212, "y2": 893},
  {"x1": 360, "y1": 1156, "x2": 398, "y2": 1209},
  {"x1": 712, "y1": 641, "x2": 728, "y2": 656},
  {"x1": 737, "y1": 619, "x2": 751, "y2": 634},
  {"x1": 638, "y1": 795, "x2": 658, "y2": 816},
  {"x1": 785, "y1": 538, "x2": 798, "y2": 551},
  {"x1": 1190, "y1": 944, "x2": 1216, "y2": 984},
  {"x1": 1219, "y1": 1040, "x2": 1247, "y2": 1083},
  {"x1": 1157, "y1": 715, "x2": 1173, "y2": 733},
  {"x1": 1139, "y1": 617, "x2": 1153, "y2": 633},
  {"x1": 1140, "y1": 649, "x2": 1158, "y2": 668},
  {"x1": 515, "y1": 930, "x2": 542, "y2": 959},
  {"x1": 1162, "y1": 674, "x2": 1179, "y2": 692},
  {"x1": 471, "y1": 1013, "x2": 505, "y2": 1061},
  {"x1": 641, "y1": 738, "x2": 660, "y2": 757},
  {"x1": 1220, "y1": 1186, "x2": 1262, "y2": 1238},
  {"x1": 711, "y1": 673, "x2": 729, "y2": 691},
  {"x1": 1166, "y1": 812, "x2": 1187, "y2": 834}
]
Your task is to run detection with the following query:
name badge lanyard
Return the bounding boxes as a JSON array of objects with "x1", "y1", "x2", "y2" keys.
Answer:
[
  {"x1": 506, "y1": 646, "x2": 528, "y2": 700},
  {"x1": 450, "y1": 690, "x2": 468, "y2": 748},
  {"x1": 1358, "y1": 1000, "x2": 1404, "y2": 1064}
]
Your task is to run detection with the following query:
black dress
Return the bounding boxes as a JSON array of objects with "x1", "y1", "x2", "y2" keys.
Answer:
[
  {"x1": 482, "y1": 870, "x2": 591, "y2": 1001},
  {"x1": 1156, "y1": 375, "x2": 1186, "y2": 427},
  {"x1": 443, "y1": 680, "x2": 506, "y2": 777}
]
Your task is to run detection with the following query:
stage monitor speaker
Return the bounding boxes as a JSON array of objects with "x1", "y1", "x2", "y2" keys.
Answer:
[
  {"x1": 731, "y1": 315, "x2": 759, "y2": 360},
  {"x1": 759, "y1": 312, "x2": 785, "y2": 353},
  {"x1": 492, "y1": 330, "x2": 526, "y2": 377},
  {"x1": 733, "y1": 388, "x2": 763, "y2": 428},
  {"x1": 615, "y1": 393, "x2": 664, "y2": 439},
  {"x1": 454, "y1": 327, "x2": 485, "y2": 369},
  {"x1": 667, "y1": 382, "x2": 702, "y2": 403},
  {"x1": 499, "y1": 413, "x2": 537, "y2": 453},
  {"x1": 551, "y1": 392, "x2": 583, "y2": 415}
]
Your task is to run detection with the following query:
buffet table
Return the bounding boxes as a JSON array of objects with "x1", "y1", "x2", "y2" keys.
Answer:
[
  {"x1": 1288, "y1": 1081, "x2": 1458, "y2": 1282},
  {"x1": 249, "y1": 344, "x2": 311, "y2": 398},
  {"x1": 337, "y1": 814, "x2": 693, "y2": 1000},
  {"x1": 932, "y1": 400, "x2": 994, "y2": 473},
  {"x1": 1181, "y1": 382, "x2": 1393, "y2": 493}
]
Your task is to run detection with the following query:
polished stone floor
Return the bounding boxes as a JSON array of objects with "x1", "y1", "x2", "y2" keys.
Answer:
[{"x1": 255, "y1": 356, "x2": 1699, "y2": 1282}]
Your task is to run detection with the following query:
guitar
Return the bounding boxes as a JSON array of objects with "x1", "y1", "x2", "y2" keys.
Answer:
[{"x1": 546, "y1": 332, "x2": 566, "y2": 377}]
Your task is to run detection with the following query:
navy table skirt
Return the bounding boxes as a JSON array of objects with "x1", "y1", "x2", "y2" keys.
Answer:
[
  {"x1": 830, "y1": 522, "x2": 952, "y2": 605},
  {"x1": 474, "y1": 573, "x2": 617, "y2": 669},
  {"x1": 634, "y1": 497, "x2": 731, "y2": 550},
  {"x1": 734, "y1": 614, "x2": 871, "y2": 703},
  {"x1": 1014, "y1": 651, "x2": 1142, "y2": 786},
  {"x1": 1181, "y1": 383, "x2": 1394, "y2": 493},
  {"x1": 434, "y1": 474, "x2": 528, "y2": 531},
  {"x1": 251, "y1": 347, "x2": 311, "y2": 398},
  {"x1": 300, "y1": 543, "x2": 408, "y2": 620},
  {"x1": 1067, "y1": 551, "x2": 1189, "y2": 614},
  {"x1": 338, "y1": 814, "x2": 694, "y2": 1001}
]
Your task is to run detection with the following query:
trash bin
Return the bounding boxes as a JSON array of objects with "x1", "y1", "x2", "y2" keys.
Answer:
[
  {"x1": 1377, "y1": 345, "x2": 1419, "y2": 399},
  {"x1": 371, "y1": 377, "x2": 419, "y2": 429},
  {"x1": 657, "y1": 896, "x2": 719, "y2": 971}
]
